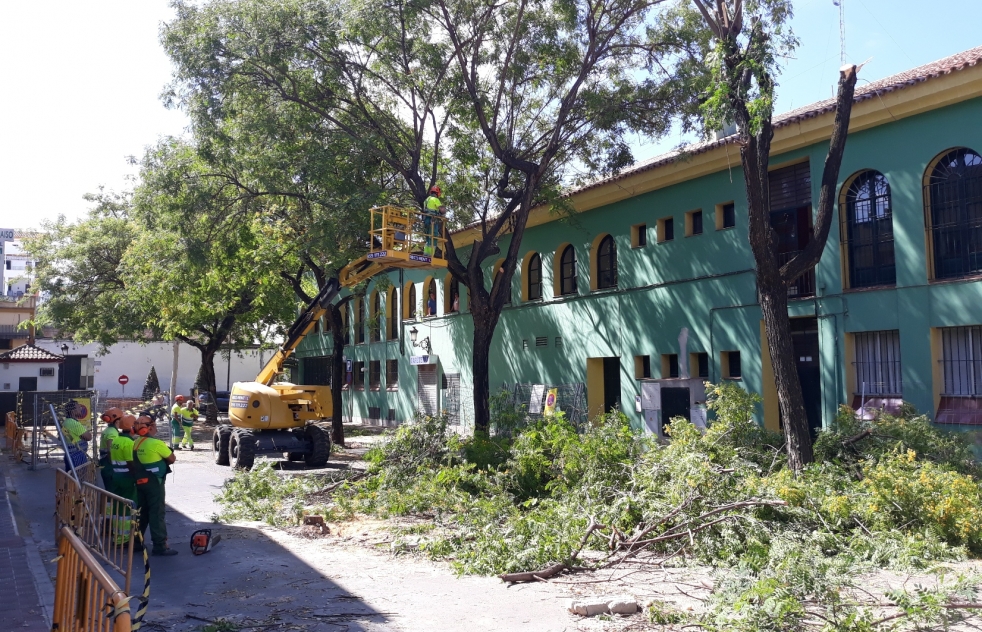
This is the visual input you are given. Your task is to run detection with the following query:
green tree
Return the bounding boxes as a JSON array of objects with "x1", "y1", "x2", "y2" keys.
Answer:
[
  {"x1": 677, "y1": 0, "x2": 858, "y2": 469},
  {"x1": 142, "y1": 366, "x2": 161, "y2": 400},
  {"x1": 162, "y1": 0, "x2": 684, "y2": 435},
  {"x1": 130, "y1": 138, "x2": 299, "y2": 422}
]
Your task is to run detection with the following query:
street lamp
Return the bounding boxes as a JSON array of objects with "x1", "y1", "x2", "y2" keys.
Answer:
[
  {"x1": 60, "y1": 344, "x2": 69, "y2": 391},
  {"x1": 60, "y1": 343, "x2": 69, "y2": 355},
  {"x1": 408, "y1": 327, "x2": 431, "y2": 353}
]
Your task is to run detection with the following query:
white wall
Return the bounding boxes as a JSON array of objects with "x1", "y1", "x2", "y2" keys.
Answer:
[
  {"x1": 0, "y1": 361, "x2": 60, "y2": 392},
  {"x1": 35, "y1": 340, "x2": 271, "y2": 398}
]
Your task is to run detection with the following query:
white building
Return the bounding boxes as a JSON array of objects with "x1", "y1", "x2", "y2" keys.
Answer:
[
  {"x1": 0, "y1": 343, "x2": 62, "y2": 392},
  {"x1": 2, "y1": 237, "x2": 34, "y2": 297},
  {"x1": 34, "y1": 339, "x2": 273, "y2": 398}
]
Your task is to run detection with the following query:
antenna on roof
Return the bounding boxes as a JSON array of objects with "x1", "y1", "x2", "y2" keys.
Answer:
[{"x1": 833, "y1": 0, "x2": 846, "y2": 65}]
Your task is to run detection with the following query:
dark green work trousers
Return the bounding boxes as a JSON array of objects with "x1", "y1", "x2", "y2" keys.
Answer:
[{"x1": 136, "y1": 476, "x2": 167, "y2": 552}]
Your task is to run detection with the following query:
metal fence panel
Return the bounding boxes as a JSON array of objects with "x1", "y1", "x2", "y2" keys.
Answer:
[{"x1": 495, "y1": 382, "x2": 588, "y2": 430}]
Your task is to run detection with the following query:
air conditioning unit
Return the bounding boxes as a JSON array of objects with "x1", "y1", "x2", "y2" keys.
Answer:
[{"x1": 39, "y1": 367, "x2": 55, "y2": 377}]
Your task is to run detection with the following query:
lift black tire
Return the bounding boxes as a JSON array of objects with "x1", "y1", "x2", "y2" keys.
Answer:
[
  {"x1": 230, "y1": 430, "x2": 257, "y2": 470},
  {"x1": 304, "y1": 423, "x2": 331, "y2": 467},
  {"x1": 213, "y1": 425, "x2": 232, "y2": 466}
]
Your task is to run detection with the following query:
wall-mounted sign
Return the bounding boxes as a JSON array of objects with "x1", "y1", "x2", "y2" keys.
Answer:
[
  {"x1": 0, "y1": 228, "x2": 14, "y2": 240},
  {"x1": 410, "y1": 354, "x2": 438, "y2": 365},
  {"x1": 542, "y1": 388, "x2": 558, "y2": 416}
]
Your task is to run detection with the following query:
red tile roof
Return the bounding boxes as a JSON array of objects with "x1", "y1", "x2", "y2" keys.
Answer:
[
  {"x1": 572, "y1": 45, "x2": 982, "y2": 195},
  {"x1": 0, "y1": 344, "x2": 64, "y2": 363}
]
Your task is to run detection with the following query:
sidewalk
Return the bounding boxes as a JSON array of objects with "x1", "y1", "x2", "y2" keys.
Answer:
[{"x1": 0, "y1": 457, "x2": 52, "y2": 632}]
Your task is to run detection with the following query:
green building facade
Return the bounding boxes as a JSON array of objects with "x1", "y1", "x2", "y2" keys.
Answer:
[{"x1": 295, "y1": 47, "x2": 982, "y2": 440}]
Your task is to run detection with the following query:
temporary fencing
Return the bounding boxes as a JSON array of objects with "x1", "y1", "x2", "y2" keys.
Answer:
[
  {"x1": 52, "y1": 526, "x2": 133, "y2": 632},
  {"x1": 497, "y1": 382, "x2": 589, "y2": 430},
  {"x1": 54, "y1": 468, "x2": 138, "y2": 595}
]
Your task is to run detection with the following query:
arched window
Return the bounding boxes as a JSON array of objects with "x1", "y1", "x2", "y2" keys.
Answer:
[
  {"x1": 843, "y1": 171, "x2": 895, "y2": 288},
  {"x1": 406, "y1": 283, "x2": 417, "y2": 320},
  {"x1": 425, "y1": 279, "x2": 437, "y2": 316},
  {"x1": 445, "y1": 275, "x2": 460, "y2": 313},
  {"x1": 369, "y1": 291, "x2": 381, "y2": 342},
  {"x1": 387, "y1": 288, "x2": 399, "y2": 340},
  {"x1": 527, "y1": 253, "x2": 542, "y2": 300},
  {"x1": 492, "y1": 259, "x2": 511, "y2": 305},
  {"x1": 927, "y1": 148, "x2": 982, "y2": 279},
  {"x1": 354, "y1": 297, "x2": 365, "y2": 344},
  {"x1": 341, "y1": 306, "x2": 350, "y2": 345},
  {"x1": 596, "y1": 235, "x2": 617, "y2": 289},
  {"x1": 560, "y1": 245, "x2": 577, "y2": 295}
]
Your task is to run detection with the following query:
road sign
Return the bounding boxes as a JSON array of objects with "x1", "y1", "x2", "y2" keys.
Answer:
[{"x1": 118, "y1": 375, "x2": 129, "y2": 385}]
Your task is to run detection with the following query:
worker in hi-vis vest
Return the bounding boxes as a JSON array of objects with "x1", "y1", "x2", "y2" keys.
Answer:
[
  {"x1": 170, "y1": 395, "x2": 188, "y2": 448},
  {"x1": 98, "y1": 407, "x2": 124, "y2": 489},
  {"x1": 179, "y1": 398, "x2": 198, "y2": 450},
  {"x1": 422, "y1": 185, "x2": 445, "y2": 256},
  {"x1": 109, "y1": 415, "x2": 138, "y2": 546},
  {"x1": 133, "y1": 415, "x2": 178, "y2": 556}
]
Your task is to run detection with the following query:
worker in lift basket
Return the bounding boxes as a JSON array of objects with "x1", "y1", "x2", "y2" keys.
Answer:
[
  {"x1": 133, "y1": 415, "x2": 178, "y2": 556},
  {"x1": 422, "y1": 185, "x2": 445, "y2": 257}
]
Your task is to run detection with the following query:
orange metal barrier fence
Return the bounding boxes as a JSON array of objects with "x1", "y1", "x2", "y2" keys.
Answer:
[
  {"x1": 54, "y1": 468, "x2": 138, "y2": 595},
  {"x1": 53, "y1": 526, "x2": 132, "y2": 632}
]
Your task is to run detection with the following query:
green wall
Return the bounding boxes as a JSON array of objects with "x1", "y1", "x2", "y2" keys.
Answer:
[{"x1": 296, "y1": 96, "x2": 982, "y2": 433}]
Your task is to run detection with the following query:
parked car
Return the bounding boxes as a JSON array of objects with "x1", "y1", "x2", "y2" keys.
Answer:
[{"x1": 197, "y1": 390, "x2": 231, "y2": 414}]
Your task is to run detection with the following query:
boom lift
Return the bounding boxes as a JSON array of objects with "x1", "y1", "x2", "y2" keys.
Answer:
[{"x1": 213, "y1": 206, "x2": 447, "y2": 469}]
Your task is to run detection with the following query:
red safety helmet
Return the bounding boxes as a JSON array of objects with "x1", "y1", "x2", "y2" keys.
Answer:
[
  {"x1": 101, "y1": 407, "x2": 124, "y2": 425},
  {"x1": 429, "y1": 185, "x2": 441, "y2": 197},
  {"x1": 175, "y1": 395, "x2": 186, "y2": 403}
]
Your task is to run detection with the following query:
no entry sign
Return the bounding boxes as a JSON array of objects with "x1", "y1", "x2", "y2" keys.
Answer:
[{"x1": 118, "y1": 375, "x2": 129, "y2": 385}]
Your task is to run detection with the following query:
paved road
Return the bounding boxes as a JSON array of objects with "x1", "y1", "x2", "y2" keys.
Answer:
[{"x1": 7, "y1": 429, "x2": 575, "y2": 632}]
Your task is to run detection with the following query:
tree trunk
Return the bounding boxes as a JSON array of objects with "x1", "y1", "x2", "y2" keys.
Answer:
[
  {"x1": 471, "y1": 321, "x2": 494, "y2": 437},
  {"x1": 327, "y1": 302, "x2": 346, "y2": 447},
  {"x1": 199, "y1": 348, "x2": 220, "y2": 425},
  {"x1": 758, "y1": 279, "x2": 814, "y2": 470}
]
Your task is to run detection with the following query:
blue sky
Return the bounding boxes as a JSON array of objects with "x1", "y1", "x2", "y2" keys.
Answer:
[{"x1": 0, "y1": 0, "x2": 980, "y2": 227}]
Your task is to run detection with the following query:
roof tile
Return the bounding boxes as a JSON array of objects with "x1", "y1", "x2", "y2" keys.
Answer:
[{"x1": 0, "y1": 344, "x2": 64, "y2": 363}]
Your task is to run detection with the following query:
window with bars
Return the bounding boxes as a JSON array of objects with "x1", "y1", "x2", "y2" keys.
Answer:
[
  {"x1": 388, "y1": 289, "x2": 399, "y2": 340},
  {"x1": 527, "y1": 253, "x2": 542, "y2": 300},
  {"x1": 370, "y1": 292, "x2": 381, "y2": 342},
  {"x1": 853, "y1": 330, "x2": 902, "y2": 395},
  {"x1": 406, "y1": 283, "x2": 417, "y2": 320},
  {"x1": 354, "y1": 298, "x2": 365, "y2": 344},
  {"x1": 769, "y1": 161, "x2": 814, "y2": 298},
  {"x1": 842, "y1": 171, "x2": 895, "y2": 288},
  {"x1": 941, "y1": 326, "x2": 982, "y2": 396},
  {"x1": 926, "y1": 148, "x2": 982, "y2": 280},
  {"x1": 447, "y1": 276, "x2": 460, "y2": 313},
  {"x1": 596, "y1": 235, "x2": 617, "y2": 289},
  {"x1": 386, "y1": 359, "x2": 399, "y2": 390},
  {"x1": 369, "y1": 360, "x2": 381, "y2": 390},
  {"x1": 560, "y1": 245, "x2": 577, "y2": 295}
]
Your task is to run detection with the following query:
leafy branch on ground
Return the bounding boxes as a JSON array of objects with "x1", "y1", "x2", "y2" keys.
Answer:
[{"x1": 216, "y1": 382, "x2": 982, "y2": 629}]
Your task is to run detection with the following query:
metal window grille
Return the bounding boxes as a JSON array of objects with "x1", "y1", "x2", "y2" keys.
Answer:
[
  {"x1": 443, "y1": 373, "x2": 461, "y2": 425},
  {"x1": 369, "y1": 361, "x2": 381, "y2": 389},
  {"x1": 370, "y1": 293, "x2": 381, "y2": 342},
  {"x1": 386, "y1": 359, "x2": 399, "y2": 388},
  {"x1": 535, "y1": 336, "x2": 548, "y2": 347},
  {"x1": 368, "y1": 406, "x2": 381, "y2": 422},
  {"x1": 597, "y1": 235, "x2": 617, "y2": 289},
  {"x1": 560, "y1": 245, "x2": 577, "y2": 295},
  {"x1": 497, "y1": 382, "x2": 589, "y2": 430},
  {"x1": 388, "y1": 289, "x2": 399, "y2": 339},
  {"x1": 770, "y1": 162, "x2": 815, "y2": 298},
  {"x1": 770, "y1": 161, "x2": 812, "y2": 209},
  {"x1": 302, "y1": 356, "x2": 332, "y2": 386},
  {"x1": 941, "y1": 326, "x2": 982, "y2": 396},
  {"x1": 926, "y1": 148, "x2": 982, "y2": 280},
  {"x1": 528, "y1": 253, "x2": 542, "y2": 300},
  {"x1": 842, "y1": 171, "x2": 895, "y2": 288},
  {"x1": 853, "y1": 330, "x2": 902, "y2": 395},
  {"x1": 355, "y1": 298, "x2": 365, "y2": 344}
]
